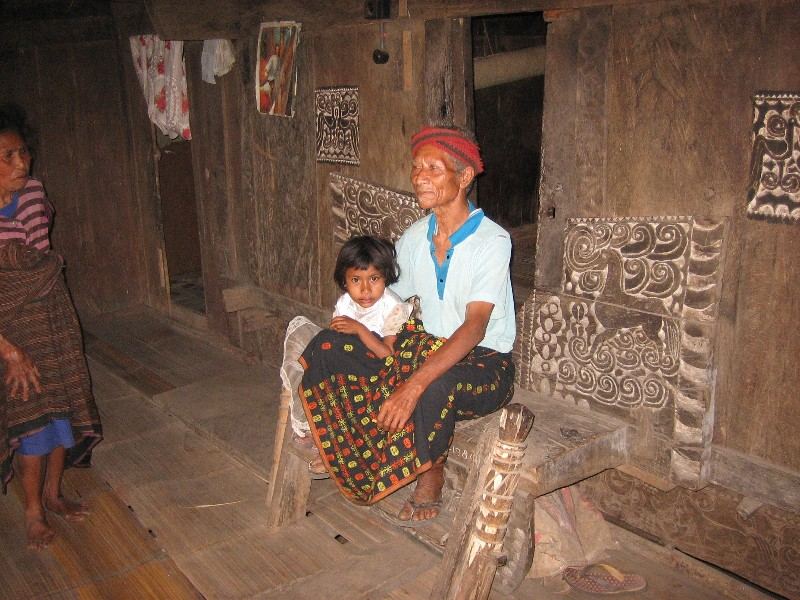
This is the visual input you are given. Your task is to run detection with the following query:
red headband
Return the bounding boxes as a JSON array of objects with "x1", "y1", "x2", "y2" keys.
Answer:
[{"x1": 411, "y1": 127, "x2": 484, "y2": 175}]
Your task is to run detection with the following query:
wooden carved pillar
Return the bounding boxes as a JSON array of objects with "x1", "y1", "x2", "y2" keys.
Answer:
[{"x1": 434, "y1": 403, "x2": 535, "y2": 600}]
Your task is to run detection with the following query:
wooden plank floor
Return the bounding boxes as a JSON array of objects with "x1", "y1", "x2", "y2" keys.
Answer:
[
  {"x1": 0, "y1": 306, "x2": 768, "y2": 599},
  {"x1": 0, "y1": 466, "x2": 201, "y2": 599}
]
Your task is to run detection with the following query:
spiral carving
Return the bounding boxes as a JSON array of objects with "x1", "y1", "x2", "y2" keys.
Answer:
[
  {"x1": 331, "y1": 173, "x2": 425, "y2": 244},
  {"x1": 563, "y1": 218, "x2": 690, "y2": 306}
]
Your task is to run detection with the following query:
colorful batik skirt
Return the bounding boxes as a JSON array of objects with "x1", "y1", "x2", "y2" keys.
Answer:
[{"x1": 299, "y1": 319, "x2": 514, "y2": 505}]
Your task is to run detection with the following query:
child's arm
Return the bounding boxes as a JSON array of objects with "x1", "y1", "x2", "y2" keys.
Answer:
[{"x1": 330, "y1": 316, "x2": 394, "y2": 358}]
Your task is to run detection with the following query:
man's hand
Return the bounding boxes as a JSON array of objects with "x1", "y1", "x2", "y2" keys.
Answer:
[
  {"x1": 330, "y1": 315, "x2": 365, "y2": 336},
  {"x1": 3, "y1": 346, "x2": 41, "y2": 402},
  {"x1": 376, "y1": 379, "x2": 424, "y2": 434}
]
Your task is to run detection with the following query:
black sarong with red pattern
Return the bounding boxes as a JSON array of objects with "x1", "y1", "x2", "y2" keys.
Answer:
[{"x1": 299, "y1": 319, "x2": 514, "y2": 505}]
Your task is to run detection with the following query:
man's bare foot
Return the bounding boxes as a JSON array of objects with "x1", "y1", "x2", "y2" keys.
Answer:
[
  {"x1": 25, "y1": 513, "x2": 55, "y2": 550},
  {"x1": 44, "y1": 495, "x2": 90, "y2": 522},
  {"x1": 398, "y1": 461, "x2": 445, "y2": 522}
]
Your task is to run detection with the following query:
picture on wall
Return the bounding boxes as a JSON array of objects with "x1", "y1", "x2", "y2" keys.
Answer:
[{"x1": 256, "y1": 21, "x2": 301, "y2": 117}]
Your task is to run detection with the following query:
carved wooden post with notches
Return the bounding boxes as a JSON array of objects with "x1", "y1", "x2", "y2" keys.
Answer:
[{"x1": 433, "y1": 403, "x2": 535, "y2": 600}]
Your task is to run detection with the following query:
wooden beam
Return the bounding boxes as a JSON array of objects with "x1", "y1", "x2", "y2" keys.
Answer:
[
  {"x1": 140, "y1": 0, "x2": 664, "y2": 40},
  {"x1": 144, "y1": 0, "x2": 364, "y2": 39},
  {"x1": 408, "y1": 0, "x2": 663, "y2": 19},
  {"x1": 0, "y1": 16, "x2": 115, "y2": 49},
  {"x1": 709, "y1": 446, "x2": 800, "y2": 514},
  {"x1": 473, "y1": 46, "x2": 545, "y2": 90}
]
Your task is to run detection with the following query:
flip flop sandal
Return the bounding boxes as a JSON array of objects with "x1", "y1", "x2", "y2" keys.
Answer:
[
  {"x1": 308, "y1": 459, "x2": 330, "y2": 480},
  {"x1": 563, "y1": 563, "x2": 647, "y2": 595},
  {"x1": 384, "y1": 498, "x2": 442, "y2": 528}
]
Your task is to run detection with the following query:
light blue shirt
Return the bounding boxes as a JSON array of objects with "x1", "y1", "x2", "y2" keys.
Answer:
[{"x1": 391, "y1": 210, "x2": 516, "y2": 353}]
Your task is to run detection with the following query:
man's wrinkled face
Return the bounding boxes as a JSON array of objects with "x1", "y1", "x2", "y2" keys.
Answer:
[{"x1": 410, "y1": 144, "x2": 463, "y2": 211}]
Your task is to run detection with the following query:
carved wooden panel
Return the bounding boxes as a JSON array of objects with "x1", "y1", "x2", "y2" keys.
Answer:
[
  {"x1": 580, "y1": 469, "x2": 800, "y2": 600},
  {"x1": 746, "y1": 92, "x2": 800, "y2": 223},
  {"x1": 329, "y1": 173, "x2": 425, "y2": 243},
  {"x1": 315, "y1": 86, "x2": 360, "y2": 165},
  {"x1": 516, "y1": 217, "x2": 727, "y2": 488}
]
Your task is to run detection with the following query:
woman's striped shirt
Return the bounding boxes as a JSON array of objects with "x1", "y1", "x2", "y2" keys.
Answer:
[{"x1": 0, "y1": 178, "x2": 52, "y2": 251}]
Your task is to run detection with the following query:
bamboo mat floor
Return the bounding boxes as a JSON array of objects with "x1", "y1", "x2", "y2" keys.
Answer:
[{"x1": 0, "y1": 306, "x2": 771, "y2": 599}]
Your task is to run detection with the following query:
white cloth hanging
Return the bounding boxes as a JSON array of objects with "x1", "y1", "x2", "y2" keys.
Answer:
[
  {"x1": 201, "y1": 39, "x2": 236, "y2": 84},
  {"x1": 129, "y1": 35, "x2": 191, "y2": 140}
]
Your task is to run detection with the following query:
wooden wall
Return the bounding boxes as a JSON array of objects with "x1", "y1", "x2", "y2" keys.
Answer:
[
  {"x1": 0, "y1": 8, "x2": 165, "y2": 318},
  {"x1": 535, "y1": 1, "x2": 800, "y2": 595},
  {"x1": 537, "y1": 0, "x2": 800, "y2": 474},
  {"x1": 184, "y1": 18, "x2": 428, "y2": 361},
  {"x1": 4, "y1": 1, "x2": 797, "y2": 592}
]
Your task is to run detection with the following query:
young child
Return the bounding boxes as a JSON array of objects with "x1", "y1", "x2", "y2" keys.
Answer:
[
  {"x1": 329, "y1": 235, "x2": 410, "y2": 359},
  {"x1": 280, "y1": 236, "x2": 412, "y2": 474}
]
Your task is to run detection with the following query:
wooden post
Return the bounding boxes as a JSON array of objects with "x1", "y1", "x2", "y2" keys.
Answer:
[
  {"x1": 423, "y1": 17, "x2": 474, "y2": 130},
  {"x1": 265, "y1": 385, "x2": 312, "y2": 529},
  {"x1": 433, "y1": 403, "x2": 535, "y2": 600}
]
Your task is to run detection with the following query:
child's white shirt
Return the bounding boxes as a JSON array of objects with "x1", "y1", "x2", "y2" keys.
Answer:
[{"x1": 333, "y1": 288, "x2": 410, "y2": 337}]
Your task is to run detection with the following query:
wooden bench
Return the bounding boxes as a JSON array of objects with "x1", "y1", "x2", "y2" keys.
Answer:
[{"x1": 267, "y1": 178, "x2": 732, "y2": 598}]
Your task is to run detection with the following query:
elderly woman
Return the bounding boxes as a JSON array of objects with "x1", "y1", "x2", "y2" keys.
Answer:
[
  {"x1": 299, "y1": 125, "x2": 515, "y2": 523},
  {"x1": 0, "y1": 105, "x2": 102, "y2": 549}
]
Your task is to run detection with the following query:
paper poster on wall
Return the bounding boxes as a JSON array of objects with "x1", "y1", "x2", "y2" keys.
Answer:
[{"x1": 256, "y1": 22, "x2": 301, "y2": 117}]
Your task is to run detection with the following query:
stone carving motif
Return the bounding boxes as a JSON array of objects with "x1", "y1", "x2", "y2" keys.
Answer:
[
  {"x1": 516, "y1": 217, "x2": 727, "y2": 487},
  {"x1": 746, "y1": 92, "x2": 800, "y2": 223},
  {"x1": 315, "y1": 86, "x2": 360, "y2": 165},
  {"x1": 329, "y1": 173, "x2": 425, "y2": 243}
]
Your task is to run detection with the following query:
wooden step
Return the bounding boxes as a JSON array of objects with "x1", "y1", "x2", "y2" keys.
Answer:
[{"x1": 448, "y1": 386, "x2": 632, "y2": 497}]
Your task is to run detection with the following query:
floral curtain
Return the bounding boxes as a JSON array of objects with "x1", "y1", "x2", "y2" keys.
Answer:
[{"x1": 129, "y1": 35, "x2": 191, "y2": 140}]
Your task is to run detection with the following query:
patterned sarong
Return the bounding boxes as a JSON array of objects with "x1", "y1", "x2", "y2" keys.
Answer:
[
  {"x1": 299, "y1": 319, "x2": 514, "y2": 505},
  {"x1": 0, "y1": 242, "x2": 103, "y2": 489}
]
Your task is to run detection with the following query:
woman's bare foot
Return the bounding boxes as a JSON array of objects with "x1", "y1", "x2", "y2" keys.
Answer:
[
  {"x1": 25, "y1": 513, "x2": 55, "y2": 550},
  {"x1": 44, "y1": 495, "x2": 89, "y2": 522},
  {"x1": 398, "y1": 461, "x2": 445, "y2": 522}
]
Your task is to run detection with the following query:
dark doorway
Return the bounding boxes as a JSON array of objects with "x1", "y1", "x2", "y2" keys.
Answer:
[
  {"x1": 157, "y1": 137, "x2": 205, "y2": 315},
  {"x1": 472, "y1": 12, "x2": 547, "y2": 304}
]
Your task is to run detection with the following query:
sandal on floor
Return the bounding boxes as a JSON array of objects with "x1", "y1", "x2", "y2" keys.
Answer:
[
  {"x1": 308, "y1": 458, "x2": 330, "y2": 480},
  {"x1": 563, "y1": 564, "x2": 646, "y2": 595},
  {"x1": 385, "y1": 498, "x2": 442, "y2": 528}
]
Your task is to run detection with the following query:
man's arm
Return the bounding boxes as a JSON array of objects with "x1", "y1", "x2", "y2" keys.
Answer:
[{"x1": 375, "y1": 301, "x2": 493, "y2": 433}]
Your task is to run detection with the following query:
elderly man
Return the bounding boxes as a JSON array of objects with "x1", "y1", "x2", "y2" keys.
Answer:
[{"x1": 299, "y1": 125, "x2": 516, "y2": 523}]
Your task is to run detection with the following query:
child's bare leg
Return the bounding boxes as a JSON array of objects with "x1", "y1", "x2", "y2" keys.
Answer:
[
  {"x1": 43, "y1": 446, "x2": 89, "y2": 522},
  {"x1": 18, "y1": 453, "x2": 55, "y2": 550}
]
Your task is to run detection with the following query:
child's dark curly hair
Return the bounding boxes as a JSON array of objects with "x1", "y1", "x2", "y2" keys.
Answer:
[{"x1": 334, "y1": 235, "x2": 399, "y2": 290}]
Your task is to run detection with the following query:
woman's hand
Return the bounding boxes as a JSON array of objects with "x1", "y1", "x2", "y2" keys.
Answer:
[
  {"x1": 2, "y1": 345, "x2": 41, "y2": 402},
  {"x1": 330, "y1": 316, "x2": 364, "y2": 335},
  {"x1": 376, "y1": 379, "x2": 424, "y2": 434}
]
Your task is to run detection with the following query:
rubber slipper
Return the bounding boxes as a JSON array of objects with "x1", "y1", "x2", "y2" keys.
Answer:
[{"x1": 563, "y1": 563, "x2": 646, "y2": 595}]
